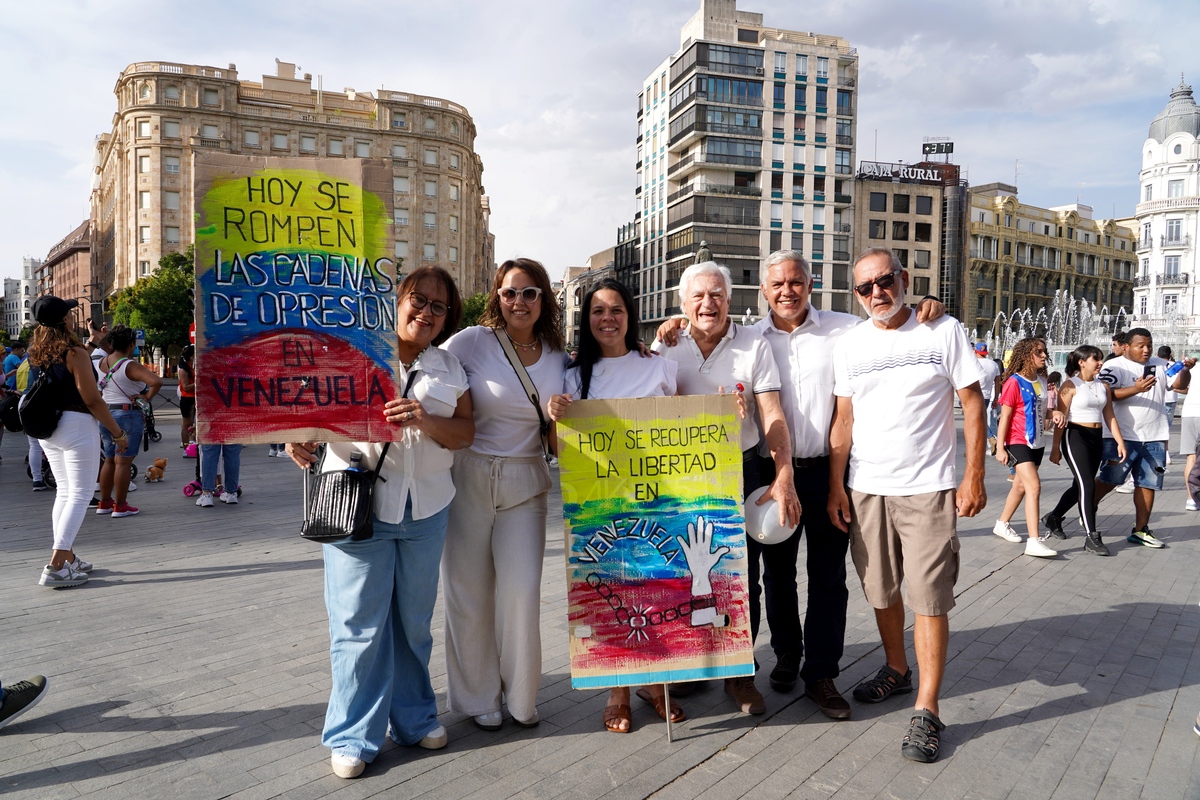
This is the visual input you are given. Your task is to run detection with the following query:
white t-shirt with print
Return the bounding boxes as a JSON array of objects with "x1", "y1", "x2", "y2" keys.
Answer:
[
  {"x1": 563, "y1": 351, "x2": 677, "y2": 400},
  {"x1": 1098, "y1": 356, "x2": 1169, "y2": 442},
  {"x1": 834, "y1": 313, "x2": 983, "y2": 496},
  {"x1": 651, "y1": 322, "x2": 780, "y2": 452},
  {"x1": 444, "y1": 326, "x2": 567, "y2": 458}
]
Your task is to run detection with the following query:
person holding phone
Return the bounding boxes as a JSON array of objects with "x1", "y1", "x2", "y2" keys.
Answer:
[
  {"x1": 992, "y1": 337, "x2": 1064, "y2": 558},
  {"x1": 1093, "y1": 328, "x2": 1193, "y2": 547}
]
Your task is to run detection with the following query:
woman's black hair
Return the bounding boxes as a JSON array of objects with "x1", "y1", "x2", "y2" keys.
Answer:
[
  {"x1": 1065, "y1": 344, "x2": 1103, "y2": 378},
  {"x1": 569, "y1": 279, "x2": 639, "y2": 400},
  {"x1": 108, "y1": 325, "x2": 136, "y2": 353}
]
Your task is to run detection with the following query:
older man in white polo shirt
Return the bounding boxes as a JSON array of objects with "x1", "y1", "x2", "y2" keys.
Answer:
[{"x1": 652, "y1": 260, "x2": 800, "y2": 717}]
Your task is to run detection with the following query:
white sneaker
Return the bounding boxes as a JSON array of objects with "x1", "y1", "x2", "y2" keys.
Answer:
[
  {"x1": 418, "y1": 724, "x2": 448, "y2": 750},
  {"x1": 331, "y1": 753, "x2": 365, "y2": 778},
  {"x1": 220, "y1": 491, "x2": 239, "y2": 504},
  {"x1": 126, "y1": 481, "x2": 137, "y2": 492},
  {"x1": 1187, "y1": 499, "x2": 1198, "y2": 512},
  {"x1": 474, "y1": 711, "x2": 503, "y2": 730},
  {"x1": 1115, "y1": 481, "x2": 1135, "y2": 494},
  {"x1": 196, "y1": 493, "x2": 214, "y2": 508},
  {"x1": 992, "y1": 520, "x2": 1022, "y2": 543},
  {"x1": 1025, "y1": 536, "x2": 1057, "y2": 558}
]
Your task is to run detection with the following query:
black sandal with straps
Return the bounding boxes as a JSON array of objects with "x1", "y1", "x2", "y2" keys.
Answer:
[{"x1": 852, "y1": 664, "x2": 913, "y2": 703}]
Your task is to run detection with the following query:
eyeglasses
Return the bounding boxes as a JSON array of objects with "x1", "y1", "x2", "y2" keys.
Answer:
[
  {"x1": 408, "y1": 291, "x2": 448, "y2": 317},
  {"x1": 498, "y1": 286, "x2": 543, "y2": 304},
  {"x1": 853, "y1": 269, "x2": 903, "y2": 297}
]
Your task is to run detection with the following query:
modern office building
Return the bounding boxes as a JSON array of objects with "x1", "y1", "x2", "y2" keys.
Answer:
[
  {"x1": 634, "y1": 0, "x2": 858, "y2": 338},
  {"x1": 90, "y1": 59, "x2": 495, "y2": 299},
  {"x1": 1131, "y1": 78, "x2": 1200, "y2": 345},
  {"x1": 853, "y1": 159, "x2": 968, "y2": 318},
  {"x1": 964, "y1": 183, "x2": 1136, "y2": 338}
]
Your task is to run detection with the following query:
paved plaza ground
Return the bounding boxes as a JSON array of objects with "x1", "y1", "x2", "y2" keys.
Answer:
[{"x1": 2, "y1": 395, "x2": 1200, "y2": 799}]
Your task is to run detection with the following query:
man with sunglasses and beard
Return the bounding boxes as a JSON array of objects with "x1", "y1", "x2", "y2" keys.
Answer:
[{"x1": 826, "y1": 248, "x2": 987, "y2": 764}]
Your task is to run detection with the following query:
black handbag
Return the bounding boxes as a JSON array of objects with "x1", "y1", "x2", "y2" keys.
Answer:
[
  {"x1": 300, "y1": 442, "x2": 390, "y2": 544},
  {"x1": 300, "y1": 369, "x2": 416, "y2": 543}
]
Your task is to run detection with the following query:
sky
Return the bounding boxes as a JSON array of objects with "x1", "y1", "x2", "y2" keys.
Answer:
[{"x1": 1, "y1": 0, "x2": 1196, "y2": 284}]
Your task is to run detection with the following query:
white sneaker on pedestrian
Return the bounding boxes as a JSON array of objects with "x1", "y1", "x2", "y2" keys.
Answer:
[
  {"x1": 126, "y1": 481, "x2": 137, "y2": 492},
  {"x1": 196, "y1": 492, "x2": 214, "y2": 508},
  {"x1": 418, "y1": 724, "x2": 448, "y2": 750},
  {"x1": 1024, "y1": 536, "x2": 1057, "y2": 558},
  {"x1": 992, "y1": 520, "x2": 1022, "y2": 543},
  {"x1": 331, "y1": 753, "x2": 365, "y2": 778},
  {"x1": 1115, "y1": 480, "x2": 1135, "y2": 494},
  {"x1": 1187, "y1": 499, "x2": 1198, "y2": 512},
  {"x1": 220, "y1": 491, "x2": 239, "y2": 504}
]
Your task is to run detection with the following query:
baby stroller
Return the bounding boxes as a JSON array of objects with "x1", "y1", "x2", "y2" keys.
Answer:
[{"x1": 138, "y1": 397, "x2": 163, "y2": 449}]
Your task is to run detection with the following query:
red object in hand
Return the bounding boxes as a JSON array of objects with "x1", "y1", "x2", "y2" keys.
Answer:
[{"x1": 736, "y1": 383, "x2": 745, "y2": 393}]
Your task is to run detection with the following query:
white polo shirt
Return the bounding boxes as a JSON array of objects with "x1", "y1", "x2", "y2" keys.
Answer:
[
  {"x1": 651, "y1": 321, "x2": 780, "y2": 452},
  {"x1": 752, "y1": 305, "x2": 859, "y2": 459},
  {"x1": 834, "y1": 313, "x2": 983, "y2": 496}
]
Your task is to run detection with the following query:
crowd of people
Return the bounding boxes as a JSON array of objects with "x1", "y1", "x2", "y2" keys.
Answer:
[{"x1": 5, "y1": 247, "x2": 1196, "y2": 774}]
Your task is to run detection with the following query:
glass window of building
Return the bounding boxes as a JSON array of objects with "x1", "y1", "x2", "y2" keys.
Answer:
[
  {"x1": 911, "y1": 276, "x2": 929, "y2": 295},
  {"x1": 272, "y1": 132, "x2": 288, "y2": 150},
  {"x1": 816, "y1": 57, "x2": 829, "y2": 78},
  {"x1": 164, "y1": 85, "x2": 180, "y2": 100},
  {"x1": 139, "y1": 226, "x2": 151, "y2": 243},
  {"x1": 450, "y1": 182, "x2": 460, "y2": 201},
  {"x1": 140, "y1": 260, "x2": 151, "y2": 276},
  {"x1": 424, "y1": 148, "x2": 437, "y2": 165},
  {"x1": 164, "y1": 191, "x2": 180, "y2": 210},
  {"x1": 393, "y1": 144, "x2": 407, "y2": 159},
  {"x1": 792, "y1": 205, "x2": 803, "y2": 223},
  {"x1": 869, "y1": 220, "x2": 886, "y2": 239},
  {"x1": 914, "y1": 249, "x2": 931, "y2": 269},
  {"x1": 449, "y1": 246, "x2": 458, "y2": 262},
  {"x1": 394, "y1": 176, "x2": 409, "y2": 193},
  {"x1": 450, "y1": 215, "x2": 459, "y2": 232},
  {"x1": 300, "y1": 135, "x2": 316, "y2": 153},
  {"x1": 450, "y1": 120, "x2": 459, "y2": 136},
  {"x1": 450, "y1": 153, "x2": 460, "y2": 170},
  {"x1": 202, "y1": 88, "x2": 219, "y2": 106},
  {"x1": 796, "y1": 54, "x2": 807, "y2": 75},
  {"x1": 395, "y1": 241, "x2": 408, "y2": 259},
  {"x1": 1144, "y1": 184, "x2": 1153, "y2": 201},
  {"x1": 329, "y1": 138, "x2": 343, "y2": 155},
  {"x1": 774, "y1": 52, "x2": 787, "y2": 72},
  {"x1": 395, "y1": 209, "x2": 409, "y2": 226},
  {"x1": 139, "y1": 191, "x2": 151, "y2": 209},
  {"x1": 201, "y1": 124, "x2": 219, "y2": 139},
  {"x1": 244, "y1": 130, "x2": 260, "y2": 147},
  {"x1": 915, "y1": 195, "x2": 933, "y2": 215},
  {"x1": 164, "y1": 121, "x2": 181, "y2": 138},
  {"x1": 893, "y1": 194, "x2": 910, "y2": 213},
  {"x1": 138, "y1": 155, "x2": 150, "y2": 173},
  {"x1": 165, "y1": 226, "x2": 180, "y2": 244},
  {"x1": 424, "y1": 117, "x2": 436, "y2": 131},
  {"x1": 893, "y1": 249, "x2": 908, "y2": 268},
  {"x1": 1167, "y1": 218, "x2": 1183, "y2": 241},
  {"x1": 424, "y1": 212, "x2": 436, "y2": 229},
  {"x1": 914, "y1": 223, "x2": 932, "y2": 242},
  {"x1": 1168, "y1": 180, "x2": 1184, "y2": 198},
  {"x1": 393, "y1": 112, "x2": 406, "y2": 129},
  {"x1": 425, "y1": 180, "x2": 437, "y2": 197},
  {"x1": 1166, "y1": 255, "x2": 1181, "y2": 275},
  {"x1": 136, "y1": 119, "x2": 151, "y2": 137},
  {"x1": 869, "y1": 192, "x2": 886, "y2": 212},
  {"x1": 423, "y1": 244, "x2": 436, "y2": 260},
  {"x1": 892, "y1": 221, "x2": 909, "y2": 240},
  {"x1": 356, "y1": 141, "x2": 370, "y2": 157},
  {"x1": 812, "y1": 205, "x2": 826, "y2": 225}
]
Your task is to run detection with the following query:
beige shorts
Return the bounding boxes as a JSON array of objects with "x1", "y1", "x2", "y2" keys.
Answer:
[{"x1": 847, "y1": 488, "x2": 960, "y2": 617}]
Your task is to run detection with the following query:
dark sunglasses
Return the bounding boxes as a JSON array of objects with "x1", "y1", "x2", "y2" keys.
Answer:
[
  {"x1": 853, "y1": 269, "x2": 903, "y2": 297},
  {"x1": 408, "y1": 291, "x2": 448, "y2": 317}
]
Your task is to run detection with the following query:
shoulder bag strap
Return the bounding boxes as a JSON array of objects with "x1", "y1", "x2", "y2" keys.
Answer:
[{"x1": 493, "y1": 329, "x2": 552, "y2": 460}]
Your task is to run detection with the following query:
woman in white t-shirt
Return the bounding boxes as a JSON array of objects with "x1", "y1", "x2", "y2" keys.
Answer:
[
  {"x1": 547, "y1": 279, "x2": 679, "y2": 733},
  {"x1": 442, "y1": 258, "x2": 567, "y2": 732}
]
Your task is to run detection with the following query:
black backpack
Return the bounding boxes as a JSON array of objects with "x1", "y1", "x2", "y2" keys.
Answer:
[
  {"x1": 18, "y1": 367, "x2": 64, "y2": 439},
  {"x1": 0, "y1": 392, "x2": 21, "y2": 432}
]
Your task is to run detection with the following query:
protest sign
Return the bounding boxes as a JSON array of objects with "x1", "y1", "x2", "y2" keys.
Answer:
[
  {"x1": 558, "y1": 394, "x2": 754, "y2": 689},
  {"x1": 192, "y1": 153, "x2": 397, "y2": 443}
]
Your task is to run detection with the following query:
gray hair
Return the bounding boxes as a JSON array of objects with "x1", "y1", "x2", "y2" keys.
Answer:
[
  {"x1": 852, "y1": 246, "x2": 903, "y2": 275},
  {"x1": 762, "y1": 249, "x2": 811, "y2": 282},
  {"x1": 678, "y1": 260, "x2": 732, "y2": 303}
]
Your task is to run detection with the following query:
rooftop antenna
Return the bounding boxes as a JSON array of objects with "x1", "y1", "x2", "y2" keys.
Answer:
[{"x1": 1014, "y1": 158, "x2": 1021, "y2": 187}]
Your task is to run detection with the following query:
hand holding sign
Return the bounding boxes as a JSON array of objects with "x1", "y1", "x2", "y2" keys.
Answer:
[{"x1": 677, "y1": 515, "x2": 729, "y2": 626}]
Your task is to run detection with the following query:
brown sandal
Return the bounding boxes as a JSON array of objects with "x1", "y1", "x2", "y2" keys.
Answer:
[
  {"x1": 603, "y1": 703, "x2": 632, "y2": 733},
  {"x1": 636, "y1": 687, "x2": 686, "y2": 722}
]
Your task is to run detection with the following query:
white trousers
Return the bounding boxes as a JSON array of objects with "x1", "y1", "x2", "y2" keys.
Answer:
[
  {"x1": 442, "y1": 449, "x2": 550, "y2": 720},
  {"x1": 40, "y1": 411, "x2": 100, "y2": 552}
]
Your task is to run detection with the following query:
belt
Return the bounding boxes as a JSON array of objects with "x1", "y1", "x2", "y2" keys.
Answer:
[
  {"x1": 793, "y1": 455, "x2": 829, "y2": 469},
  {"x1": 742, "y1": 448, "x2": 758, "y2": 462},
  {"x1": 108, "y1": 403, "x2": 136, "y2": 411}
]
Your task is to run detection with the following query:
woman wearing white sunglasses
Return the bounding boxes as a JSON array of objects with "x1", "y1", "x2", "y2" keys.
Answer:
[{"x1": 442, "y1": 258, "x2": 566, "y2": 731}]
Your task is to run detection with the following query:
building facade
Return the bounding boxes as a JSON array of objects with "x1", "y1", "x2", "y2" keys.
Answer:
[
  {"x1": 561, "y1": 248, "x2": 618, "y2": 349},
  {"x1": 37, "y1": 221, "x2": 93, "y2": 314},
  {"x1": 633, "y1": 0, "x2": 858, "y2": 338},
  {"x1": 4, "y1": 258, "x2": 41, "y2": 338},
  {"x1": 1131, "y1": 79, "x2": 1200, "y2": 346},
  {"x1": 91, "y1": 60, "x2": 495, "y2": 300},
  {"x1": 964, "y1": 183, "x2": 1136, "y2": 338},
  {"x1": 853, "y1": 159, "x2": 968, "y2": 317}
]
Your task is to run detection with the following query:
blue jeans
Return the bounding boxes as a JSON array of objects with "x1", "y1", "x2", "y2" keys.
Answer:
[
  {"x1": 987, "y1": 403, "x2": 1000, "y2": 440},
  {"x1": 100, "y1": 410, "x2": 144, "y2": 458},
  {"x1": 199, "y1": 444, "x2": 242, "y2": 493},
  {"x1": 322, "y1": 503, "x2": 449, "y2": 760},
  {"x1": 1098, "y1": 439, "x2": 1166, "y2": 491}
]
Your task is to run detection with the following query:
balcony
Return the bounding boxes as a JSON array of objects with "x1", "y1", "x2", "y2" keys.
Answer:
[
  {"x1": 1160, "y1": 272, "x2": 1190, "y2": 286},
  {"x1": 1136, "y1": 196, "x2": 1200, "y2": 215},
  {"x1": 1136, "y1": 236, "x2": 1154, "y2": 253},
  {"x1": 834, "y1": 193, "x2": 852, "y2": 204},
  {"x1": 832, "y1": 250, "x2": 851, "y2": 262},
  {"x1": 838, "y1": 77, "x2": 856, "y2": 87},
  {"x1": 836, "y1": 134, "x2": 853, "y2": 145},
  {"x1": 836, "y1": 104, "x2": 854, "y2": 117},
  {"x1": 667, "y1": 151, "x2": 762, "y2": 177},
  {"x1": 1161, "y1": 234, "x2": 1192, "y2": 249}
]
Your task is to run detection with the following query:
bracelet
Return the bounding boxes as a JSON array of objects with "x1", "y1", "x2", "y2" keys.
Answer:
[{"x1": 921, "y1": 294, "x2": 939, "y2": 303}]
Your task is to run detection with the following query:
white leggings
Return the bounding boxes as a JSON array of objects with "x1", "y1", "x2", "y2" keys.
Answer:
[{"x1": 40, "y1": 411, "x2": 100, "y2": 552}]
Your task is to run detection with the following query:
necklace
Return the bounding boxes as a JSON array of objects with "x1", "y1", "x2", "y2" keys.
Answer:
[
  {"x1": 400, "y1": 346, "x2": 426, "y2": 370},
  {"x1": 505, "y1": 330, "x2": 540, "y2": 352}
]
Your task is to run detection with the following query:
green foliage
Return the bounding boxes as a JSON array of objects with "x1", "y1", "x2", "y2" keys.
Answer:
[
  {"x1": 460, "y1": 292, "x2": 487, "y2": 330},
  {"x1": 18, "y1": 325, "x2": 35, "y2": 342},
  {"x1": 0, "y1": 329, "x2": 10, "y2": 347},
  {"x1": 110, "y1": 246, "x2": 195, "y2": 350}
]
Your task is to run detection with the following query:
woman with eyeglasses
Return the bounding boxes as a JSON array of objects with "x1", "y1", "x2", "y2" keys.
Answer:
[
  {"x1": 992, "y1": 337, "x2": 1064, "y2": 558},
  {"x1": 442, "y1": 258, "x2": 566, "y2": 732},
  {"x1": 286, "y1": 266, "x2": 474, "y2": 778}
]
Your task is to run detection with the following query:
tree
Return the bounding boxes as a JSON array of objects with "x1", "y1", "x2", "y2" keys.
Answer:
[
  {"x1": 0, "y1": 329, "x2": 9, "y2": 347},
  {"x1": 111, "y1": 246, "x2": 194, "y2": 351},
  {"x1": 460, "y1": 292, "x2": 487, "y2": 330}
]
